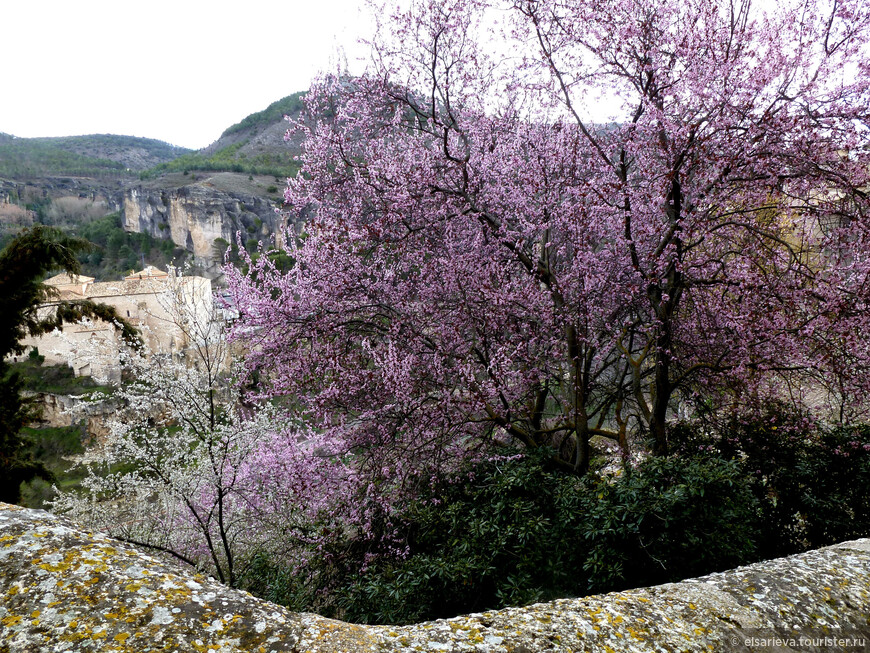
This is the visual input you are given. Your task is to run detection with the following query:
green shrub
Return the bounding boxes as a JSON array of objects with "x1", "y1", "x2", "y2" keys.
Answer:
[
  {"x1": 672, "y1": 410, "x2": 870, "y2": 558},
  {"x1": 18, "y1": 424, "x2": 86, "y2": 509},
  {"x1": 238, "y1": 552, "x2": 323, "y2": 614},
  {"x1": 575, "y1": 456, "x2": 759, "y2": 593},
  {"x1": 72, "y1": 211, "x2": 179, "y2": 279},
  {"x1": 248, "y1": 451, "x2": 759, "y2": 625},
  {"x1": 10, "y1": 359, "x2": 104, "y2": 396}
]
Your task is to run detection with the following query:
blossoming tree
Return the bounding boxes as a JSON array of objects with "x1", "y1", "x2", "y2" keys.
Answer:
[
  {"x1": 53, "y1": 271, "x2": 327, "y2": 587},
  {"x1": 229, "y1": 0, "x2": 870, "y2": 490}
]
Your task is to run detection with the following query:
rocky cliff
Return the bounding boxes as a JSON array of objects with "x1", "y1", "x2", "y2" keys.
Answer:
[
  {"x1": 1, "y1": 97, "x2": 304, "y2": 265},
  {"x1": 27, "y1": 392, "x2": 116, "y2": 441},
  {"x1": 123, "y1": 173, "x2": 290, "y2": 265},
  {"x1": 1, "y1": 503, "x2": 868, "y2": 652}
]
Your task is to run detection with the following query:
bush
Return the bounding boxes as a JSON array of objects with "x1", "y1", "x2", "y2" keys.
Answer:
[
  {"x1": 576, "y1": 456, "x2": 759, "y2": 593},
  {"x1": 237, "y1": 552, "x2": 323, "y2": 614},
  {"x1": 241, "y1": 451, "x2": 759, "y2": 625},
  {"x1": 73, "y1": 212, "x2": 180, "y2": 279},
  {"x1": 335, "y1": 451, "x2": 575, "y2": 624},
  {"x1": 10, "y1": 359, "x2": 104, "y2": 396},
  {"x1": 18, "y1": 424, "x2": 86, "y2": 509},
  {"x1": 670, "y1": 409, "x2": 870, "y2": 559}
]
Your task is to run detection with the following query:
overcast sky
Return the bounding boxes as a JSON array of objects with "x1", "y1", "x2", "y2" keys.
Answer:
[{"x1": 1, "y1": 0, "x2": 372, "y2": 150}]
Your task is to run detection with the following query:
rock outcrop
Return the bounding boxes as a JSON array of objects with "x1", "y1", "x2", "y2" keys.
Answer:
[
  {"x1": 26, "y1": 392, "x2": 116, "y2": 441},
  {"x1": 1, "y1": 503, "x2": 868, "y2": 652},
  {"x1": 123, "y1": 177, "x2": 285, "y2": 262}
]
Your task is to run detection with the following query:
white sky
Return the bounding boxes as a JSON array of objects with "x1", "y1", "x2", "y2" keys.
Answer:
[{"x1": 0, "y1": 0, "x2": 372, "y2": 150}]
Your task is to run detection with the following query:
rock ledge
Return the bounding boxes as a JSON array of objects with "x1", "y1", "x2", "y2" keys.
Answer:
[{"x1": 1, "y1": 503, "x2": 868, "y2": 652}]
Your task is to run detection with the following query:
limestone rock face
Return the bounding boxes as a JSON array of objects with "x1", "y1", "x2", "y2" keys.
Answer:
[
  {"x1": 123, "y1": 178, "x2": 284, "y2": 262},
  {"x1": 1, "y1": 503, "x2": 868, "y2": 652},
  {"x1": 26, "y1": 392, "x2": 115, "y2": 440}
]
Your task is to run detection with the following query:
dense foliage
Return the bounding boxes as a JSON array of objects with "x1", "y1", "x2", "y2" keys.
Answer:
[
  {"x1": 18, "y1": 423, "x2": 87, "y2": 510},
  {"x1": 671, "y1": 407, "x2": 870, "y2": 559},
  {"x1": 239, "y1": 415, "x2": 870, "y2": 625},
  {"x1": 307, "y1": 453, "x2": 758, "y2": 624},
  {"x1": 10, "y1": 350, "x2": 107, "y2": 396},
  {"x1": 75, "y1": 213, "x2": 181, "y2": 278},
  {"x1": 0, "y1": 363, "x2": 47, "y2": 503},
  {"x1": 229, "y1": 0, "x2": 870, "y2": 539}
]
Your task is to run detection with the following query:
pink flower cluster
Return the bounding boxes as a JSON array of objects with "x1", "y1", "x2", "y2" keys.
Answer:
[{"x1": 227, "y1": 0, "x2": 870, "y2": 547}]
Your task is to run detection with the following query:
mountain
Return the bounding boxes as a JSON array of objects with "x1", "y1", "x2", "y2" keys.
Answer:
[
  {"x1": 140, "y1": 93, "x2": 306, "y2": 179},
  {"x1": 0, "y1": 134, "x2": 190, "y2": 179},
  {"x1": 0, "y1": 93, "x2": 308, "y2": 277},
  {"x1": 205, "y1": 92, "x2": 306, "y2": 156}
]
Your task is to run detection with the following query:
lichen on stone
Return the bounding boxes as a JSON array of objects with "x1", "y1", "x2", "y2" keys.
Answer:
[{"x1": 1, "y1": 503, "x2": 868, "y2": 652}]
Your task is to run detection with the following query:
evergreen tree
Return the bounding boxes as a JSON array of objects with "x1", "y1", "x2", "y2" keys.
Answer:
[{"x1": 0, "y1": 226, "x2": 140, "y2": 504}]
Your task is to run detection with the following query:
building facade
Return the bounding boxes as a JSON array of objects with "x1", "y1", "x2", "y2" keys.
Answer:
[{"x1": 16, "y1": 266, "x2": 213, "y2": 383}]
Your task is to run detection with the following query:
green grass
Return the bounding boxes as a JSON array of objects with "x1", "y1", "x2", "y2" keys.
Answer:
[{"x1": 139, "y1": 147, "x2": 301, "y2": 180}]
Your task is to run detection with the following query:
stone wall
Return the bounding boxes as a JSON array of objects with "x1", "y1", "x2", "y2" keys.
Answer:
[
  {"x1": 0, "y1": 503, "x2": 867, "y2": 652},
  {"x1": 16, "y1": 272, "x2": 214, "y2": 383}
]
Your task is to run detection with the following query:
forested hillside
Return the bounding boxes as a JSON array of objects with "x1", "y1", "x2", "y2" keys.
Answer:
[
  {"x1": 140, "y1": 92, "x2": 306, "y2": 179},
  {"x1": 0, "y1": 134, "x2": 189, "y2": 179}
]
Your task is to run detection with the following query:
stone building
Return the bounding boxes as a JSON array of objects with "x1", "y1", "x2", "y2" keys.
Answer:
[{"x1": 16, "y1": 266, "x2": 212, "y2": 383}]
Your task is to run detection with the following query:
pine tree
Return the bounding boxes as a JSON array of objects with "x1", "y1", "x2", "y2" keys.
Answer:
[{"x1": 0, "y1": 225, "x2": 140, "y2": 504}]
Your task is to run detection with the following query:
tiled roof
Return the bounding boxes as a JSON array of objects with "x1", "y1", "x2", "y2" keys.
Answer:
[{"x1": 43, "y1": 273, "x2": 95, "y2": 286}]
